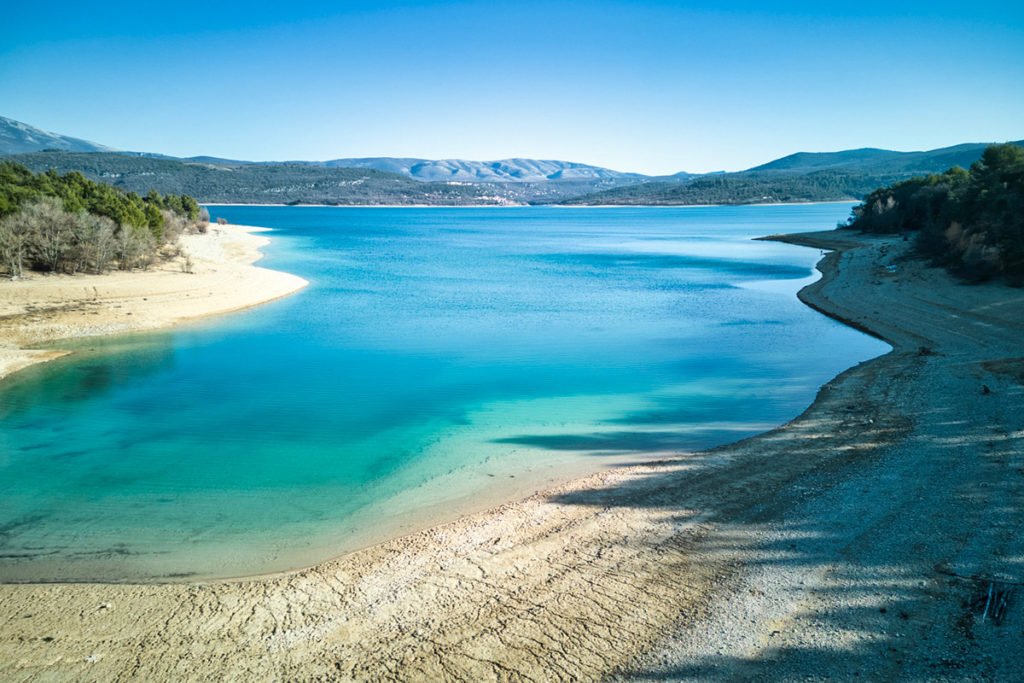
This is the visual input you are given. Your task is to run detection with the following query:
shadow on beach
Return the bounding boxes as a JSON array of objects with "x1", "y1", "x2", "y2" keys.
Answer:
[{"x1": 530, "y1": 234, "x2": 1024, "y2": 679}]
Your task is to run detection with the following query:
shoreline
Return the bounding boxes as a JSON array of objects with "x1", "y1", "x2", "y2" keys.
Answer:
[
  {"x1": 2, "y1": 229, "x2": 1023, "y2": 679},
  {"x1": 0, "y1": 223, "x2": 309, "y2": 384},
  {"x1": 203, "y1": 200, "x2": 857, "y2": 208}
]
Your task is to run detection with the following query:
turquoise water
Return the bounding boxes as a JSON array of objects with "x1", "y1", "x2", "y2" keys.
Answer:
[{"x1": 0, "y1": 205, "x2": 886, "y2": 582}]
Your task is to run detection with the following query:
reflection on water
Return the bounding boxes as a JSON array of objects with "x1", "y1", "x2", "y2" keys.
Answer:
[{"x1": 0, "y1": 205, "x2": 887, "y2": 581}]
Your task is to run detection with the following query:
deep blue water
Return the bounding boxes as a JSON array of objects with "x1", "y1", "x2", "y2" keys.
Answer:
[{"x1": 0, "y1": 205, "x2": 886, "y2": 581}]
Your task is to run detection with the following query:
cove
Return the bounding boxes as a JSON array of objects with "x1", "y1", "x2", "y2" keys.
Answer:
[{"x1": 0, "y1": 205, "x2": 887, "y2": 582}]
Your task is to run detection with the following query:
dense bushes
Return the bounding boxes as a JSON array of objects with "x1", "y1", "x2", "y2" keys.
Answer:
[
  {"x1": 846, "y1": 144, "x2": 1024, "y2": 284},
  {"x1": 0, "y1": 162, "x2": 208, "y2": 278}
]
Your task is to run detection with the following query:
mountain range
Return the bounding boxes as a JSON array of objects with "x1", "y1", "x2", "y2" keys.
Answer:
[
  {"x1": 0, "y1": 116, "x2": 115, "y2": 154},
  {"x1": 242, "y1": 157, "x2": 650, "y2": 183},
  {"x1": 1, "y1": 115, "x2": 1019, "y2": 206},
  {"x1": 144, "y1": 153, "x2": 652, "y2": 184}
]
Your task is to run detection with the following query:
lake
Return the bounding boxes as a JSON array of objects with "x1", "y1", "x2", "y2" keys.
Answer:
[{"x1": 0, "y1": 205, "x2": 887, "y2": 581}]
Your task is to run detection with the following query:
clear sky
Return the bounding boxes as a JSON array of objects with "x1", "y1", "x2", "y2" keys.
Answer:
[{"x1": 3, "y1": 1, "x2": 1023, "y2": 174}]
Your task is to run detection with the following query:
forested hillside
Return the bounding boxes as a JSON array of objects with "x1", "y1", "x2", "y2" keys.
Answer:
[
  {"x1": 846, "y1": 144, "x2": 1024, "y2": 284},
  {"x1": 0, "y1": 162, "x2": 207, "y2": 277},
  {"x1": 2, "y1": 116, "x2": 1020, "y2": 207},
  {"x1": 745, "y1": 142, "x2": 1016, "y2": 175},
  {"x1": 561, "y1": 141, "x2": 1024, "y2": 206},
  {"x1": 6, "y1": 152, "x2": 519, "y2": 205},
  {"x1": 559, "y1": 171, "x2": 896, "y2": 205}
]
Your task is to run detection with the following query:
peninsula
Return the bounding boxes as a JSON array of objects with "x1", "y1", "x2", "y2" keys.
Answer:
[
  {"x1": 0, "y1": 161, "x2": 309, "y2": 381},
  {"x1": 0, "y1": 223, "x2": 308, "y2": 381}
]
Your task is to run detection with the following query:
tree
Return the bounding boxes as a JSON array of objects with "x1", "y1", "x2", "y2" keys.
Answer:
[
  {"x1": 180, "y1": 195, "x2": 201, "y2": 221},
  {"x1": 144, "y1": 202, "x2": 165, "y2": 241},
  {"x1": 0, "y1": 162, "x2": 206, "y2": 277},
  {"x1": 76, "y1": 213, "x2": 117, "y2": 274},
  {"x1": 846, "y1": 144, "x2": 1024, "y2": 283},
  {"x1": 22, "y1": 197, "x2": 76, "y2": 272},
  {"x1": 0, "y1": 213, "x2": 31, "y2": 278},
  {"x1": 116, "y1": 224, "x2": 157, "y2": 270}
]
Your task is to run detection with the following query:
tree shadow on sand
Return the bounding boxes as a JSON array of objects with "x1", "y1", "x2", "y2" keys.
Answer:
[{"x1": 520, "y1": 352, "x2": 1024, "y2": 679}]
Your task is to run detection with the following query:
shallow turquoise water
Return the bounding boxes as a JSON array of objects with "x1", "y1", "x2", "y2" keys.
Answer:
[{"x1": 0, "y1": 205, "x2": 886, "y2": 581}]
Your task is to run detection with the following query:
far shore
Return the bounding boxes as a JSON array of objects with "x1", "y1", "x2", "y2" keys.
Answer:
[
  {"x1": 0, "y1": 223, "x2": 308, "y2": 383},
  {"x1": 202, "y1": 200, "x2": 858, "y2": 208},
  {"x1": 3, "y1": 227, "x2": 1021, "y2": 680}
]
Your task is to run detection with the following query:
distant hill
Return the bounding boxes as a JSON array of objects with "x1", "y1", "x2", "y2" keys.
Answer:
[
  {"x1": 748, "y1": 148, "x2": 902, "y2": 172},
  {"x1": 563, "y1": 141, "x2": 1024, "y2": 206},
  {"x1": 0, "y1": 116, "x2": 115, "y2": 154},
  {"x1": 7, "y1": 151, "x2": 516, "y2": 206},
  {"x1": 311, "y1": 157, "x2": 646, "y2": 183},
  {"x1": 8, "y1": 150, "x2": 651, "y2": 205},
  {"x1": 560, "y1": 173, "x2": 898, "y2": 206},
  {"x1": 3, "y1": 115, "x2": 1020, "y2": 206},
  {"x1": 746, "y1": 142, "x2": 1024, "y2": 175},
  {"x1": 145, "y1": 156, "x2": 649, "y2": 186},
  {"x1": 0, "y1": 116, "x2": 651, "y2": 203}
]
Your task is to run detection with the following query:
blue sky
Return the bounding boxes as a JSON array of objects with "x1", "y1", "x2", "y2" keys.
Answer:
[{"x1": 3, "y1": 1, "x2": 1023, "y2": 173}]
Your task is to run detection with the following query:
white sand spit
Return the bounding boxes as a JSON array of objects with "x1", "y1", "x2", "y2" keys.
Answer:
[{"x1": 0, "y1": 224, "x2": 308, "y2": 382}]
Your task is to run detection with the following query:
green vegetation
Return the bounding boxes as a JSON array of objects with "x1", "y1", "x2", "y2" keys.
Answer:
[
  {"x1": 7, "y1": 140, "x2": 1022, "y2": 207},
  {"x1": 7, "y1": 152, "x2": 515, "y2": 205},
  {"x1": 560, "y1": 141, "x2": 1024, "y2": 206},
  {"x1": 0, "y1": 161, "x2": 208, "y2": 278},
  {"x1": 559, "y1": 171, "x2": 896, "y2": 205},
  {"x1": 846, "y1": 144, "x2": 1024, "y2": 284},
  {"x1": 5, "y1": 138, "x2": 1022, "y2": 214}
]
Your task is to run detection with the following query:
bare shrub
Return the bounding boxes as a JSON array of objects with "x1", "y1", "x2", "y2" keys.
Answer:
[
  {"x1": 165, "y1": 209, "x2": 188, "y2": 240},
  {"x1": 0, "y1": 214, "x2": 31, "y2": 278},
  {"x1": 87, "y1": 216, "x2": 118, "y2": 274},
  {"x1": 65, "y1": 213, "x2": 117, "y2": 275},
  {"x1": 116, "y1": 225, "x2": 157, "y2": 271},
  {"x1": 21, "y1": 197, "x2": 77, "y2": 272}
]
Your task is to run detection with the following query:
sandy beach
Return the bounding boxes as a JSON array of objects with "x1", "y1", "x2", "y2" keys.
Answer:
[
  {"x1": 0, "y1": 224, "x2": 309, "y2": 383},
  {"x1": 2, "y1": 228, "x2": 1023, "y2": 681}
]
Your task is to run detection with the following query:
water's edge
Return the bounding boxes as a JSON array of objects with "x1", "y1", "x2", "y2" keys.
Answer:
[{"x1": 0, "y1": 226, "x2": 886, "y2": 585}]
